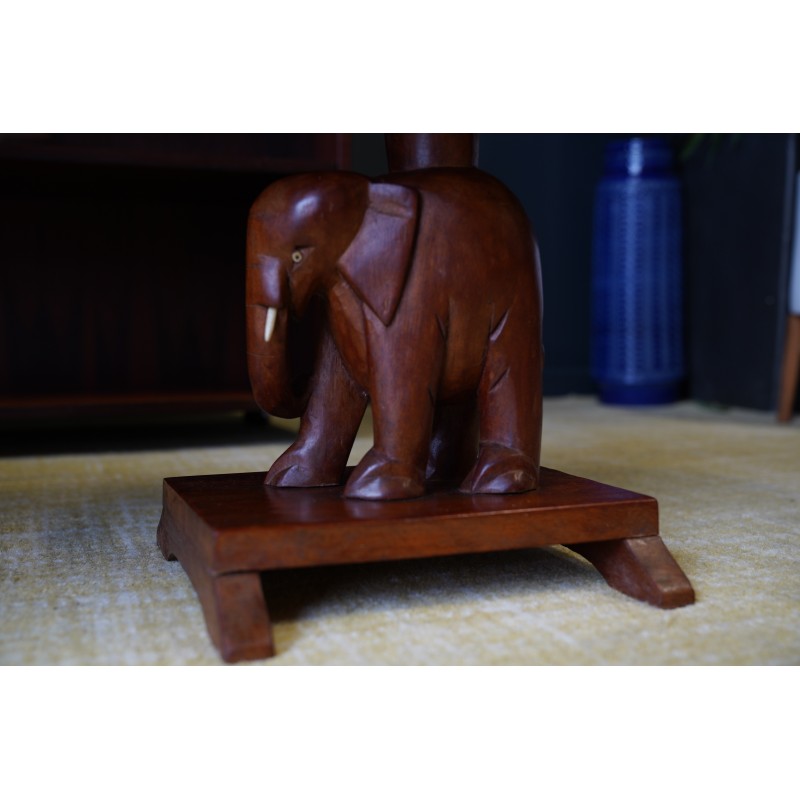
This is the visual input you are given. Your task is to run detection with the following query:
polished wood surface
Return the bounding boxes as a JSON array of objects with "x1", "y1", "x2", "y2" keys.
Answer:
[
  {"x1": 161, "y1": 467, "x2": 657, "y2": 572},
  {"x1": 569, "y1": 538, "x2": 695, "y2": 610},
  {"x1": 158, "y1": 133, "x2": 695, "y2": 663},
  {"x1": 384, "y1": 133, "x2": 478, "y2": 171},
  {"x1": 246, "y1": 135, "x2": 543, "y2": 501},
  {"x1": 158, "y1": 467, "x2": 694, "y2": 662}
]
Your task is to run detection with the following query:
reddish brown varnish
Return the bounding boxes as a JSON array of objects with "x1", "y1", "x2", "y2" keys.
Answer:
[
  {"x1": 246, "y1": 134, "x2": 542, "y2": 501},
  {"x1": 158, "y1": 468, "x2": 695, "y2": 662},
  {"x1": 158, "y1": 134, "x2": 695, "y2": 663}
]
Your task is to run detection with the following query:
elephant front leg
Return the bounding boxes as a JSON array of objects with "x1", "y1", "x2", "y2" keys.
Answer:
[
  {"x1": 344, "y1": 329, "x2": 442, "y2": 501},
  {"x1": 344, "y1": 398, "x2": 434, "y2": 500},
  {"x1": 266, "y1": 329, "x2": 367, "y2": 488}
]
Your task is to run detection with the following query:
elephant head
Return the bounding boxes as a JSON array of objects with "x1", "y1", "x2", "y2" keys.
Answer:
[{"x1": 246, "y1": 172, "x2": 419, "y2": 418}]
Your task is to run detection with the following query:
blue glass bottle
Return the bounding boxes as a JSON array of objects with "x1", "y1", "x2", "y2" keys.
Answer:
[{"x1": 591, "y1": 137, "x2": 684, "y2": 404}]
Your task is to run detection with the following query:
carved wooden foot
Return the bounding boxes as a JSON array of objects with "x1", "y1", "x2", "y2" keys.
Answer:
[
  {"x1": 567, "y1": 537, "x2": 695, "y2": 609},
  {"x1": 158, "y1": 506, "x2": 275, "y2": 662},
  {"x1": 459, "y1": 443, "x2": 539, "y2": 494}
]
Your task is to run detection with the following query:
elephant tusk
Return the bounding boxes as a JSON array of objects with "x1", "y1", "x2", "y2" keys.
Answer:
[{"x1": 264, "y1": 307, "x2": 277, "y2": 342}]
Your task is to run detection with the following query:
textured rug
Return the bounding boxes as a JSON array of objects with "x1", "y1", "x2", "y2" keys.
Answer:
[{"x1": 2, "y1": 396, "x2": 798, "y2": 665}]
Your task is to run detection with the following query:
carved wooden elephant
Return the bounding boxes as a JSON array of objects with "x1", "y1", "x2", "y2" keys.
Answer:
[{"x1": 246, "y1": 167, "x2": 543, "y2": 501}]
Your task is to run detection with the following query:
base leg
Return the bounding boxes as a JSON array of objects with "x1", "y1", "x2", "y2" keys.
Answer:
[
  {"x1": 157, "y1": 511, "x2": 177, "y2": 561},
  {"x1": 567, "y1": 536, "x2": 695, "y2": 609},
  {"x1": 157, "y1": 506, "x2": 275, "y2": 662},
  {"x1": 207, "y1": 572, "x2": 275, "y2": 663}
]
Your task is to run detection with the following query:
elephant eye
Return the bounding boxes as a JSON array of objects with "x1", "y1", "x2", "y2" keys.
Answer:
[{"x1": 291, "y1": 250, "x2": 303, "y2": 264}]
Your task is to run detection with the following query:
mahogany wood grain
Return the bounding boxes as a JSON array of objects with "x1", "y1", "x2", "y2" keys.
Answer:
[
  {"x1": 385, "y1": 133, "x2": 478, "y2": 171},
  {"x1": 156, "y1": 133, "x2": 695, "y2": 663},
  {"x1": 246, "y1": 142, "x2": 543, "y2": 500},
  {"x1": 161, "y1": 468, "x2": 656, "y2": 573},
  {"x1": 159, "y1": 499, "x2": 274, "y2": 661},
  {"x1": 157, "y1": 467, "x2": 694, "y2": 662},
  {"x1": 568, "y1": 538, "x2": 695, "y2": 609}
]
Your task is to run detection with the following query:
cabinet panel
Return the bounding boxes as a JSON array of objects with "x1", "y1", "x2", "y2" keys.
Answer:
[{"x1": 0, "y1": 134, "x2": 350, "y2": 418}]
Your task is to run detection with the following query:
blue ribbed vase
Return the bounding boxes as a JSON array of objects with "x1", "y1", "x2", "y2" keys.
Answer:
[{"x1": 591, "y1": 137, "x2": 684, "y2": 404}]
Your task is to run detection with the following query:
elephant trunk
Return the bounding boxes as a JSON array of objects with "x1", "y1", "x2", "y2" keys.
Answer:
[
  {"x1": 246, "y1": 303, "x2": 305, "y2": 418},
  {"x1": 247, "y1": 296, "x2": 326, "y2": 420},
  {"x1": 246, "y1": 252, "x2": 310, "y2": 419}
]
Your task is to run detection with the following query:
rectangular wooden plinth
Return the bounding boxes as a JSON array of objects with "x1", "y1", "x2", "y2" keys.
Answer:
[{"x1": 157, "y1": 467, "x2": 695, "y2": 662}]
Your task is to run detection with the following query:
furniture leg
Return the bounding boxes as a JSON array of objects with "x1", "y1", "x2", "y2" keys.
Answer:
[
  {"x1": 158, "y1": 507, "x2": 275, "y2": 662},
  {"x1": 157, "y1": 469, "x2": 694, "y2": 661},
  {"x1": 567, "y1": 536, "x2": 695, "y2": 609},
  {"x1": 777, "y1": 313, "x2": 800, "y2": 422}
]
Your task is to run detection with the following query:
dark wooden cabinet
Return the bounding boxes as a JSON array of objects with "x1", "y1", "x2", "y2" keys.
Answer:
[{"x1": 0, "y1": 134, "x2": 350, "y2": 419}]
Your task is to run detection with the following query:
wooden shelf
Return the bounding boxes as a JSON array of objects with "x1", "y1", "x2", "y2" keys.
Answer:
[
  {"x1": 0, "y1": 133, "x2": 350, "y2": 175},
  {"x1": 0, "y1": 392, "x2": 259, "y2": 420},
  {"x1": 0, "y1": 134, "x2": 350, "y2": 419}
]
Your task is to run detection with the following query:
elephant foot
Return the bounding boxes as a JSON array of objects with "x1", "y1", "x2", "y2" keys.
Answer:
[
  {"x1": 459, "y1": 443, "x2": 539, "y2": 495},
  {"x1": 265, "y1": 448, "x2": 344, "y2": 488},
  {"x1": 344, "y1": 448, "x2": 425, "y2": 501}
]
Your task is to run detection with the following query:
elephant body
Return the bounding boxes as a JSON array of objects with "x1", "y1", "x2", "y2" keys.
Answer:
[{"x1": 246, "y1": 167, "x2": 543, "y2": 501}]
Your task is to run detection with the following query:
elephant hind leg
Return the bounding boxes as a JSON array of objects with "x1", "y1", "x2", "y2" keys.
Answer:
[
  {"x1": 460, "y1": 442, "x2": 539, "y2": 494},
  {"x1": 345, "y1": 318, "x2": 444, "y2": 500},
  {"x1": 460, "y1": 303, "x2": 542, "y2": 495}
]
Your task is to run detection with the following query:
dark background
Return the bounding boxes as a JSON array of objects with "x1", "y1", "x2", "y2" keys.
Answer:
[
  {"x1": 1, "y1": 133, "x2": 796, "y2": 427},
  {"x1": 354, "y1": 133, "x2": 798, "y2": 409},
  {"x1": 353, "y1": 134, "x2": 615, "y2": 396}
]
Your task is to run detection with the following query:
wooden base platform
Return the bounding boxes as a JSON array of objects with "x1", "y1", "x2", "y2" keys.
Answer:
[{"x1": 157, "y1": 467, "x2": 695, "y2": 662}]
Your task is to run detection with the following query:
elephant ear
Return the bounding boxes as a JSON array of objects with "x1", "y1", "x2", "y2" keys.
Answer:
[{"x1": 338, "y1": 182, "x2": 419, "y2": 327}]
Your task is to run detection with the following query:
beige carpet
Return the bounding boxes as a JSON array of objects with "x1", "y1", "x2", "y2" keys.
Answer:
[{"x1": 2, "y1": 396, "x2": 798, "y2": 665}]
